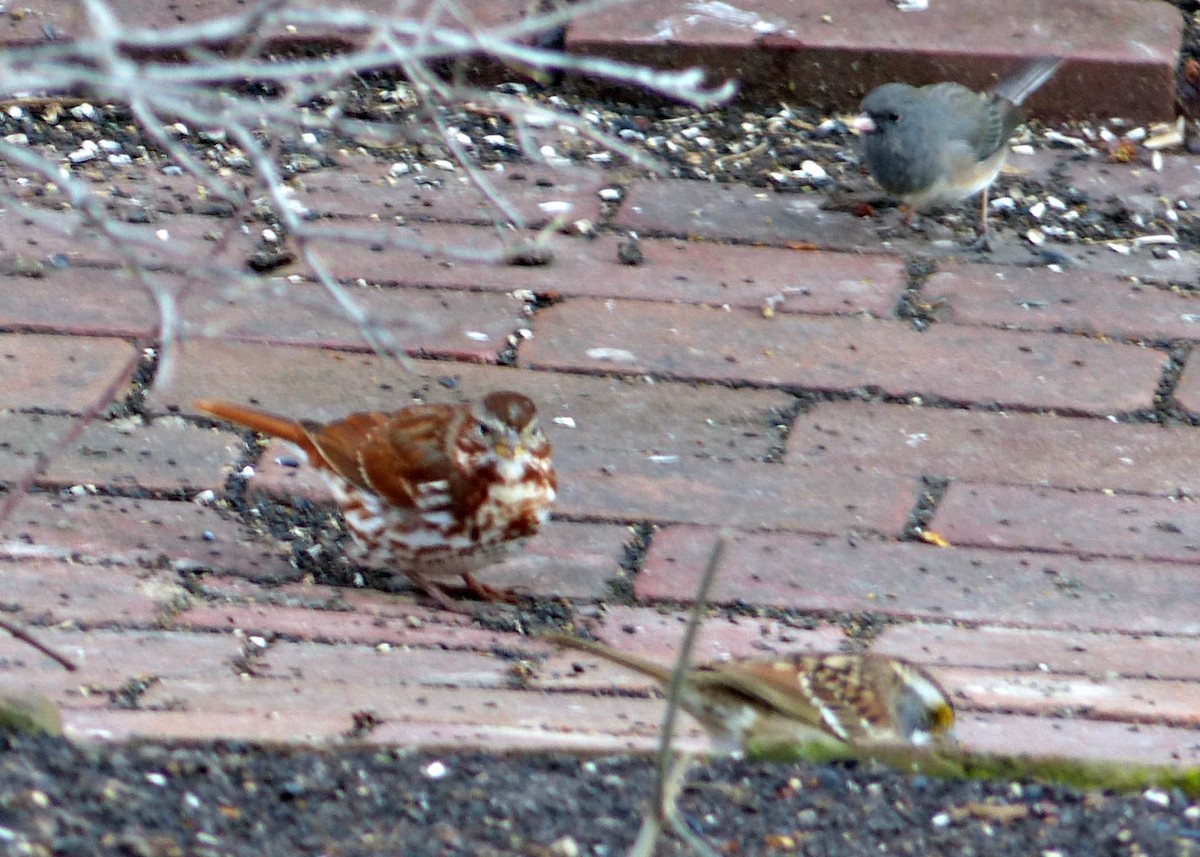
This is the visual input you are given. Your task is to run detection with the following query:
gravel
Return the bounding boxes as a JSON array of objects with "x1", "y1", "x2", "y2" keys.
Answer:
[{"x1": 4, "y1": 733, "x2": 1200, "y2": 856}]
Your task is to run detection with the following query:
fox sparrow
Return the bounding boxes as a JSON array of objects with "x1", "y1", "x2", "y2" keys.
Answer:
[
  {"x1": 547, "y1": 633, "x2": 955, "y2": 754},
  {"x1": 195, "y1": 392, "x2": 556, "y2": 608}
]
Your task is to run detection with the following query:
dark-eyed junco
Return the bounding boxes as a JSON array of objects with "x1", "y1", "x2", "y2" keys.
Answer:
[{"x1": 851, "y1": 57, "x2": 1063, "y2": 248}]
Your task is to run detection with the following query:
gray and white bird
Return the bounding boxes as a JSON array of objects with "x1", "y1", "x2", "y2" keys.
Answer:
[{"x1": 851, "y1": 57, "x2": 1064, "y2": 248}]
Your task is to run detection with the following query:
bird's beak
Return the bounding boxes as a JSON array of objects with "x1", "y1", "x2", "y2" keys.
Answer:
[
  {"x1": 850, "y1": 113, "x2": 876, "y2": 135},
  {"x1": 494, "y1": 442, "x2": 524, "y2": 460}
]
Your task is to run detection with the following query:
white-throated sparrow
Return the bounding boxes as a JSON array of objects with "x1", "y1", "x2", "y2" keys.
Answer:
[{"x1": 547, "y1": 633, "x2": 955, "y2": 754}]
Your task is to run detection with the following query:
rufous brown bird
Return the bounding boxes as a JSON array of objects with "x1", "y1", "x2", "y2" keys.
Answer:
[
  {"x1": 547, "y1": 633, "x2": 955, "y2": 754},
  {"x1": 195, "y1": 392, "x2": 556, "y2": 609}
]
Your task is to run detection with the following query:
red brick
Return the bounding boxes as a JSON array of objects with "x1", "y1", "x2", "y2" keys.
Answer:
[
  {"x1": 0, "y1": 334, "x2": 139, "y2": 412},
  {"x1": 1172, "y1": 360, "x2": 1200, "y2": 417},
  {"x1": 0, "y1": 557, "x2": 183, "y2": 628},
  {"x1": 523, "y1": 298, "x2": 1166, "y2": 414},
  {"x1": 615, "y1": 173, "x2": 1200, "y2": 282},
  {"x1": 1049, "y1": 153, "x2": 1200, "y2": 223},
  {"x1": 0, "y1": 628, "x2": 243, "y2": 710},
  {"x1": 300, "y1": 221, "x2": 908, "y2": 316},
  {"x1": 0, "y1": 494, "x2": 299, "y2": 582},
  {"x1": 63, "y1": 709, "x2": 356, "y2": 744},
  {"x1": 175, "y1": 600, "x2": 517, "y2": 652},
  {"x1": 982, "y1": 153, "x2": 1200, "y2": 283},
  {"x1": 0, "y1": 267, "x2": 157, "y2": 337},
  {"x1": 150, "y1": 339, "x2": 792, "y2": 463},
  {"x1": 639, "y1": 525, "x2": 1200, "y2": 634},
  {"x1": 0, "y1": 413, "x2": 241, "y2": 492},
  {"x1": 361, "y1": 721, "x2": 687, "y2": 754},
  {"x1": 179, "y1": 519, "x2": 628, "y2": 603},
  {"x1": 932, "y1": 482, "x2": 1200, "y2": 563},
  {"x1": 158, "y1": 667, "x2": 690, "y2": 740},
  {"x1": 785, "y1": 400, "x2": 1200, "y2": 496},
  {"x1": 62, "y1": 709, "x2": 688, "y2": 752},
  {"x1": 957, "y1": 711, "x2": 1200, "y2": 768},
  {"x1": 924, "y1": 263, "x2": 1200, "y2": 341},
  {"x1": 556, "y1": 456, "x2": 913, "y2": 532},
  {"x1": 873, "y1": 623, "x2": 1200, "y2": 681},
  {"x1": 289, "y1": 160, "x2": 607, "y2": 227},
  {"x1": 0, "y1": 208, "x2": 255, "y2": 270},
  {"x1": 568, "y1": 0, "x2": 1179, "y2": 121},
  {"x1": 945, "y1": 666, "x2": 1200, "y2": 727},
  {"x1": 466, "y1": 521, "x2": 632, "y2": 598},
  {"x1": 616, "y1": 179, "x2": 881, "y2": 251},
  {"x1": 189, "y1": 282, "x2": 528, "y2": 363},
  {"x1": 540, "y1": 610, "x2": 847, "y2": 692},
  {"x1": 585, "y1": 605, "x2": 848, "y2": 660},
  {"x1": 1, "y1": 262, "x2": 533, "y2": 361},
  {"x1": 261, "y1": 640, "x2": 514, "y2": 687}
]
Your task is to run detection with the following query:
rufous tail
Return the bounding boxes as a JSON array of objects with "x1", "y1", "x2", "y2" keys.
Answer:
[
  {"x1": 543, "y1": 632, "x2": 673, "y2": 684},
  {"x1": 193, "y1": 399, "x2": 320, "y2": 461}
]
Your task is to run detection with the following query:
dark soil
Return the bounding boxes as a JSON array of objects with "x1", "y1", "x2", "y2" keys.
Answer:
[{"x1": 4, "y1": 733, "x2": 1200, "y2": 856}]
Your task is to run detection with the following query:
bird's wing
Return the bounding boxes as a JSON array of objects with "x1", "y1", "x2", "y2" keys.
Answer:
[{"x1": 310, "y1": 405, "x2": 460, "y2": 510}]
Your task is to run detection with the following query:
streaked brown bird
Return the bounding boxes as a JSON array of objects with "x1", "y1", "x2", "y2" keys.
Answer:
[
  {"x1": 195, "y1": 392, "x2": 556, "y2": 609},
  {"x1": 547, "y1": 633, "x2": 955, "y2": 754}
]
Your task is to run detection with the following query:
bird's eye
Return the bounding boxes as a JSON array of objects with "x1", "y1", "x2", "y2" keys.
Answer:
[{"x1": 477, "y1": 422, "x2": 492, "y2": 437}]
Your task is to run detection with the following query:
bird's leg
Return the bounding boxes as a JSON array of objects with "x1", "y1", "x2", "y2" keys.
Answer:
[
  {"x1": 460, "y1": 572, "x2": 522, "y2": 604},
  {"x1": 398, "y1": 569, "x2": 480, "y2": 614},
  {"x1": 966, "y1": 189, "x2": 993, "y2": 252}
]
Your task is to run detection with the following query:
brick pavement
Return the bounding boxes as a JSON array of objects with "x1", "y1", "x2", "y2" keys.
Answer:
[{"x1": 2, "y1": 0, "x2": 1200, "y2": 773}]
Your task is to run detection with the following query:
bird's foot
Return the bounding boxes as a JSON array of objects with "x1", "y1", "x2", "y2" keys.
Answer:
[{"x1": 964, "y1": 230, "x2": 993, "y2": 253}]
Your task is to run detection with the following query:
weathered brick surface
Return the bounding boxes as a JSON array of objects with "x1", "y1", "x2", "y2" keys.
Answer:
[
  {"x1": 1, "y1": 4, "x2": 1196, "y2": 769},
  {"x1": 1171, "y1": 359, "x2": 1200, "y2": 417},
  {"x1": 614, "y1": 176, "x2": 1200, "y2": 282},
  {"x1": 0, "y1": 229, "x2": 525, "y2": 362},
  {"x1": 288, "y1": 161, "x2": 608, "y2": 226},
  {"x1": 175, "y1": 601, "x2": 512, "y2": 651},
  {"x1": 932, "y1": 482, "x2": 1200, "y2": 563},
  {"x1": 639, "y1": 526, "x2": 1200, "y2": 635},
  {"x1": 0, "y1": 558, "x2": 184, "y2": 628},
  {"x1": 956, "y1": 712, "x2": 1200, "y2": 767},
  {"x1": 0, "y1": 629, "x2": 243, "y2": 710},
  {"x1": 568, "y1": 0, "x2": 1179, "y2": 121},
  {"x1": 873, "y1": 623, "x2": 1200, "y2": 681},
  {"x1": 62, "y1": 709, "x2": 686, "y2": 752},
  {"x1": 523, "y1": 298, "x2": 1166, "y2": 414},
  {"x1": 299, "y1": 221, "x2": 909, "y2": 316},
  {"x1": 0, "y1": 268, "x2": 158, "y2": 337},
  {"x1": 8, "y1": 0, "x2": 1175, "y2": 121},
  {"x1": 924, "y1": 263, "x2": 1200, "y2": 342},
  {"x1": 786, "y1": 400, "x2": 1200, "y2": 496},
  {"x1": 0, "y1": 208, "x2": 257, "y2": 271},
  {"x1": 0, "y1": 413, "x2": 241, "y2": 492},
  {"x1": 554, "y1": 457, "x2": 915, "y2": 532},
  {"x1": 540, "y1": 616, "x2": 849, "y2": 692},
  {"x1": 0, "y1": 334, "x2": 139, "y2": 412},
  {"x1": 0, "y1": 494, "x2": 299, "y2": 582},
  {"x1": 945, "y1": 666, "x2": 1200, "y2": 727},
  {"x1": 187, "y1": 282, "x2": 529, "y2": 363},
  {"x1": 151, "y1": 340, "x2": 793, "y2": 462}
]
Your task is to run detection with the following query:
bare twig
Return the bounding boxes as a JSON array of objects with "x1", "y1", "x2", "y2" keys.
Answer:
[
  {"x1": 0, "y1": 618, "x2": 79, "y2": 672},
  {"x1": 629, "y1": 534, "x2": 728, "y2": 857}
]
